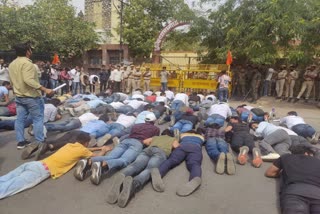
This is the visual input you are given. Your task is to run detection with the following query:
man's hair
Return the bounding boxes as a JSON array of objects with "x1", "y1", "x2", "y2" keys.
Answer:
[
  {"x1": 75, "y1": 131, "x2": 91, "y2": 145},
  {"x1": 158, "y1": 101, "x2": 165, "y2": 106},
  {"x1": 13, "y1": 42, "x2": 32, "y2": 56},
  {"x1": 47, "y1": 98, "x2": 61, "y2": 107},
  {"x1": 161, "y1": 129, "x2": 174, "y2": 137},
  {"x1": 93, "y1": 77, "x2": 98, "y2": 82},
  {"x1": 160, "y1": 92, "x2": 165, "y2": 96},
  {"x1": 144, "y1": 104, "x2": 154, "y2": 111},
  {"x1": 83, "y1": 98, "x2": 91, "y2": 101},
  {"x1": 287, "y1": 111, "x2": 298, "y2": 116},
  {"x1": 2, "y1": 81, "x2": 10, "y2": 86},
  {"x1": 207, "y1": 97, "x2": 213, "y2": 101},
  {"x1": 249, "y1": 121, "x2": 259, "y2": 129},
  {"x1": 291, "y1": 145, "x2": 315, "y2": 156},
  {"x1": 99, "y1": 114, "x2": 109, "y2": 122}
]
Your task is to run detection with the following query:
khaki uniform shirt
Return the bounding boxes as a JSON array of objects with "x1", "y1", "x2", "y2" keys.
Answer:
[{"x1": 9, "y1": 57, "x2": 41, "y2": 97}]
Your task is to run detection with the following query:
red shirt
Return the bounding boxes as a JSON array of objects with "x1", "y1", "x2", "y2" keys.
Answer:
[
  {"x1": 146, "y1": 95, "x2": 157, "y2": 103},
  {"x1": 129, "y1": 123, "x2": 160, "y2": 142}
]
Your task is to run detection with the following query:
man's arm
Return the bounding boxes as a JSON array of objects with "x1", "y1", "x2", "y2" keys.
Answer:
[
  {"x1": 0, "y1": 94, "x2": 9, "y2": 106},
  {"x1": 143, "y1": 138, "x2": 152, "y2": 146},
  {"x1": 265, "y1": 164, "x2": 281, "y2": 178},
  {"x1": 90, "y1": 145, "x2": 113, "y2": 157},
  {"x1": 225, "y1": 125, "x2": 233, "y2": 132}
]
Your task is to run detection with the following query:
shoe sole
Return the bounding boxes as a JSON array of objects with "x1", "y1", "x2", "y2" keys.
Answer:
[
  {"x1": 74, "y1": 160, "x2": 86, "y2": 181},
  {"x1": 90, "y1": 163, "x2": 101, "y2": 185},
  {"x1": 176, "y1": 177, "x2": 201, "y2": 197},
  {"x1": 226, "y1": 153, "x2": 236, "y2": 175},
  {"x1": 97, "y1": 135, "x2": 111, "y2": 147},
  {"x1": 151, "y1": 169, "x2": 164, "y2": 192},
  {"x1": 117, "y1": 176, "x2": 133, "y2": 208},
  {"x1": 252, "y1": 148, "x2": 263, "y2": 168},
  {"x1": 238, "y1": 146, "x2": 249, "y2": 165},
  {"x1": 170, "y1": 116, "x2": 175, "y2": 126},
  {"x1": 17, "y1": 145, "x2": 26, "y2": 150},
  {"x1": 215, "y1": 153, "x2": 225, "y2": 174},
  {"x1": 106, "y1": 173, "x2": 125, "y2": 204},
  {"x1": 21, "y1": 144, "x2": 39, "y2": 160}
]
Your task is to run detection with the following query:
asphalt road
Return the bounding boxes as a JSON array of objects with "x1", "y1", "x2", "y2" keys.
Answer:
[{"x1": 1, "y1": 97, "x2": 319, "y2": 214}]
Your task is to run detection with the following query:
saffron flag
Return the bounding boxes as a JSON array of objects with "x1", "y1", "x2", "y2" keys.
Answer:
[
  {"x1": 226, "y1": 50, "x2": 233, "y2": 65},
  {"x1": 52, "y1": 53, "x2": 60, "y2": 65}
]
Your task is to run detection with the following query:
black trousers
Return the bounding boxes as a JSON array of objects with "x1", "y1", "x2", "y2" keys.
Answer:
[
  {"x1": 231, "y1": 132, "x2": 255, "y2": 152},
  {"x1": 46, "y1": 130, "x2": 84, "y2": 150},
  {"x1": 281, "y1": 193, "x2": 320, "y2": 214}
]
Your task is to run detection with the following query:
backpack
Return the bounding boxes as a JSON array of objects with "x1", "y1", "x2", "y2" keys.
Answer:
[{"x1": 251, "y1": 108, "x2": 265, "y2": 116}]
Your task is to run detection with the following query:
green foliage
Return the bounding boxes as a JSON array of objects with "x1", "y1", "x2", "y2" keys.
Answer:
[
  {"x1": 0, "y1": 0, "x2": 99, "y2": 59},
  {"x1": 201, "y1": 0, "x2": 320, "y2": 65},
  {"x1": 122, "y1": 0, "x2": 195, "y2": 58}
]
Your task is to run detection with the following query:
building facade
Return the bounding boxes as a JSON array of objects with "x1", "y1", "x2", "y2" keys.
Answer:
[{"x1": 84, "y1": 0, "x2": 129, "y2": 73}]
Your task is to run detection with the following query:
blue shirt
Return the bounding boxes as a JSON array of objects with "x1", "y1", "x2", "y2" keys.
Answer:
[
  {"x1": 135, "y1": 111, "x2": 155, "y2": 124},
  {"x1": 255, "y1": 121, "x2": 280, "y2": 137},
  {"x1": 0, "y1": 86, "x2": 8, "y2": 99},
  {"x1": 80, "y1": 120, "x2": 110, "y2": 138}
]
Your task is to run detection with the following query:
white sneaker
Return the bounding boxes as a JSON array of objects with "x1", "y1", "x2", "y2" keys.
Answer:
[
  {"x1": 261, "y1": 153, "x2": 280, "y2": 161},
  {"x1": 310, "y1": 132, "x2": 320, "y2": 144}
]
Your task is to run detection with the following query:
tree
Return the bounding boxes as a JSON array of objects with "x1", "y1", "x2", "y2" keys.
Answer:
[
  {"x1": 200, "y1": 0, "x2": 320, "y2": 65},
  {"x1": 0, "y1": 0, "x2": 99, "y2": 59},
  {"x1": 122, "y1": 0, "x2": 195, "y2": 59}
]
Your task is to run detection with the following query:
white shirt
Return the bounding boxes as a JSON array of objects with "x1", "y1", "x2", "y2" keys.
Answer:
[
  {"x1": 132, "y1": 94, "x2": 145, "y2": 101},
  {"x1": 110, "y1": 102, "x2": 125, "y2": 109},
  {"x1": 155, "y1": 91, "x2": 162, "y2": 97},
  {"x1": 205, "y1": 95, "x2": 217, "y2": 103},
  {"x1": 69, "y1": 69, "x2": 80, "y2": 82},
  {"x1": 280, "y1": 115, "x2": 306, "y2": 129},
  {"x1": 110, "y1": 69, "x2": 123, "y2": 82},
  {"x1": 125, "y1": 100, "x2": 147, "y2": 109},
  {"x1": 144, "y1": 91, "x2": 153, "y2": 96},
  {"x1": 50, "y1": 68, "x2": 58, "y2": 80},
  {"x1": 174, "y1": 93, "x2": 189, "y2": 106},
  {"x1": 207, "y1": 103, "x2": 232, "y2": 119},
  {"x1": 132, "y1": 90, "x2": 142, "y2": 95},
  {"x1": 218, "y1": 74, "x2": 231, "y2": 88},
  {"x1": 197, "y1": 94, "x2": 205, "y2": 102},
  {"x1": 44, "y1": 104, "x2": 58, "y2": 123},
  {"x1": 117, "y1": 93, "x2": 129, "y2": 101},
  {"x1": 89, "y1": 75, "x2": 100, "y2": 84},
  {"x1": 78, "y1": 112, "x2": 99, "y2": 126},
  {"x1": 165, "y1": 90, "x2": 174, "y2": 100},
  {"x1": 266, "y1": 68, "x2": 275, "y2": 81},
  {"x1": 116, "y1": 114, "x2": 136, "y2": 128},
  {"x1": 0, "y1": 66, "x2": 10, "y2": 81},
  {"x1": 156, "y1": 96, "x2": 167, "y2": 105}
]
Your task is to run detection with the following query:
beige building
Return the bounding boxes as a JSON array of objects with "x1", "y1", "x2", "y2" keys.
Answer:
[{"x1": 84, "y1": 0, "x2": 129, "y2": 73}]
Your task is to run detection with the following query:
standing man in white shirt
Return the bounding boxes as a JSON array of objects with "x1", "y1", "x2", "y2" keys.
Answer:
[
  {"x1": 0, "y1": 62, "x2": 10, "y2": 85},
  {"x1": 110, "y1": 65, "x2": 123, "y2": 92},
  {"x1": 160, "y1": 67, "x2": 169, "y2": 91},
  {"x1": 70, "y1": 66, "x2": 80, "y2": 95},
  {"x1": 217, "y1": 70, "x2": 231, "y2": 102},
  {"x1": 263, "y1": 68, "x2": 275, "y2": 96},
  {"x1": 49, "y1": 65, "x2": 59, "y2": 89},
  {"x1": 89, "y1": 74, "x2": 100, "y2": 94}
]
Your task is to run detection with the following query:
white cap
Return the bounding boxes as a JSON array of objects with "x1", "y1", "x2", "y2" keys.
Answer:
[
  {"x1": 268, "y1": 68, "x2": 274, "y2": 72},
  {"x1": 145, "y1": 113, "x2": 156, "y2": 122}
]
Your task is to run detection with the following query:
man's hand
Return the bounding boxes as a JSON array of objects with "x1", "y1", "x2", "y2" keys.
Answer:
[{"x1": 44, "y1": 88, "x2": 54, "y2": 96}]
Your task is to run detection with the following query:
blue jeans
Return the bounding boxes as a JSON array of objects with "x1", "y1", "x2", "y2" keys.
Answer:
[
  {"x1": 170, "y1": 119, "x2": 193, "y2": 133},
  {"x1": 72, "y1": 82, "x2": 80, "y2": 95},
  {"x1": 116, "y1": 105, "x2": 135, "y2": 114},
  {"x1": 263, "y1": 80, "x2": 270, "y2": 96},
  {"x1": 171, "y1": 100, "x2": 185, "y2": 111},
  {"x1": 205, "y1": 137, "x2": 229, "y2": 160},
  {"x1": 15, "y1": 97, "x2": 45, "y2": 143},
  {"x1": 45, "y1": 119, "x2": 82, "y2": 132},
  {"x1": 91, "y1": 138, "x2": 143, "y2": 170},
  {"x1": 218, "y1": 87, "x2": 228, "y2": 102},
  {"x1": 292, "y1": 124, "x2": 316, "y2": 139},
  {"x1": 49, "y1": 79, "x2": 58, "y2": 89},
  {"x1": 0, "y1": 116, "x2": 32, "y2": 130},
  {"x1": 0, "y1": 161, "x2": 50, "y2": 199},
  {"x1": 0, "y1": 107, "x2": 11, "y2": 116},
  {"x1": 106, "y1": 123, "x2": 126, "y2": 138},
  {"x1": 161, "y1": 82, "x2": 167, "y2": 91},
  {"x1": 40, "y1": 79, "x2": 49, "y2": 88},
  {"x1": 121, "y1": 147, "x2": 166, "y2": 186},
  {"x1": 80, "y1": 84, "x2": 87, "y2": 94},
  {"x1": 104, "y1": 94, "x2": 121, "y2": 104},
  {"x1": 241, "y1": 111, "x2": 264, "y2": 122},
  {"x1": 205, "y1": 114, "x2": 225, "y2": 127}
]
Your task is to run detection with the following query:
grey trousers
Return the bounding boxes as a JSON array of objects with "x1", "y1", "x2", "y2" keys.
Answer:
[{"x1": 259, "y1": 129, "x2": 291, "y2": 155}]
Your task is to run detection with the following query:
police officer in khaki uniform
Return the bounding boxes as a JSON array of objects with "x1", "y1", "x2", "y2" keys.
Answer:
[
  {"x1": 285, "y1": 65, "x2": 299, "y2": 102},
  {"x1": 238, "y1": 68, "x2": 247, "y2": 97},
  {"x1": 132, "y1": 66, "x2": 142, "y2": 91},
  {"x1": 294, "y1": 65, "x2": 318, "y2": 103},
  {"x1": 126, "y1": 65, "x2": 135, "y2": 94},
  {"x1": 249, "y1": 67, "x2": 262, "y2": 103},
  {"x1": 275, "y1": 65, "x2": 287, "y2": 99},
  {"x1": 142, "y1": 67, "x2": 152, "y2": 91}
]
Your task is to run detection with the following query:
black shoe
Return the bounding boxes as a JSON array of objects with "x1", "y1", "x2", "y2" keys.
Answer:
[
  {"x1": 35, "y1": 143, "x2": 49, "y2": 160},
  {"x1": 17, "y1": 140, "x2": 31, "y2": 150},
  {"x1": 21, "y1": 142, "x2": 39, "y2": 160},
  {"x1": 74, "y1": 159, "x2": 91, "y2": 181},
  {"x1": 293, "y1": 98, "x2": 300, "y2": 103},
  {"x1": 287, "y1": 98, "x2": 292, "y2": 102},
  {"x1": 117, "y1": 176, "x2": 138, "y2": 208}
]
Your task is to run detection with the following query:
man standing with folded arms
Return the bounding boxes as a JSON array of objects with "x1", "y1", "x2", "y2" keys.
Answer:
[{"x1": 9, "y1": 42, "x2": 53, "y2": 158}]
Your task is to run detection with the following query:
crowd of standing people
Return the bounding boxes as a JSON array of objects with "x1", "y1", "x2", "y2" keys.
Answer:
[{"x1": 1, "y1": 42, "x2": 320, "y2": 214}]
